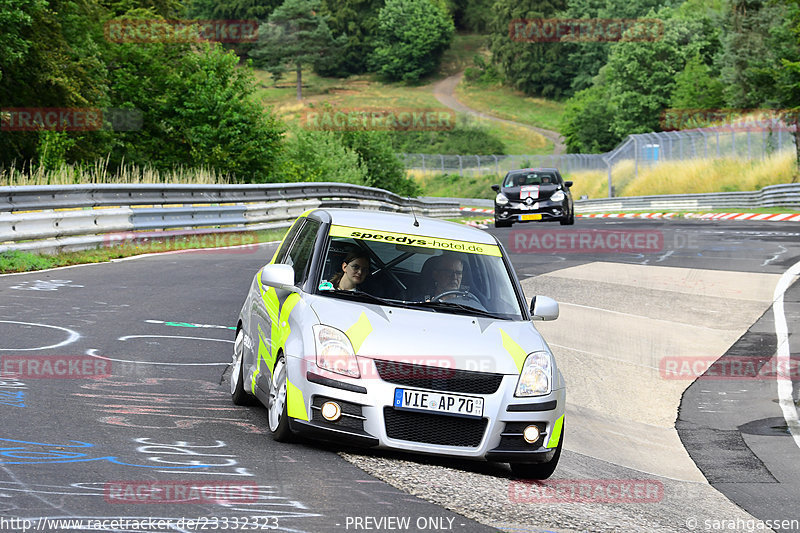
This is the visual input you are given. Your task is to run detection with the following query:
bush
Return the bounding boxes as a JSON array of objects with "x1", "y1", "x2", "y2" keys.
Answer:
[
  {"x1": 369, "y1": 0, "x2": 454, "y2": 82},
  {"x1": 274, "y1": 127, "x2": 368, "y2": 184},
  {"x1": 389, "y1": 116, "x2": 505, "y2": 155}
]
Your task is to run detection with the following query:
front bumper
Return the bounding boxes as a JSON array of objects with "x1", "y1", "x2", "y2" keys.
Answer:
[
  {"x1": 286, "y1": 356, "x2": 566, "y2": 462},
  {"x1": 495, "y1": 201, "x2": 567, "y2": 223}
]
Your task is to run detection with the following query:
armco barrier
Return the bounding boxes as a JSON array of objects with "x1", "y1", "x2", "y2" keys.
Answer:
[
  {"x1": 456, "y1": 183, "x2": 800, "y2": 213},
  {"x1": 0, "y1": 183, "x2": 460, "y2": 253}
]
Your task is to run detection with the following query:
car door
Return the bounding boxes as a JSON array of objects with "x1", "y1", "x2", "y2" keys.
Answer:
[{"x1": 252, "y1": 217, "x2": 321, "y2": 395}]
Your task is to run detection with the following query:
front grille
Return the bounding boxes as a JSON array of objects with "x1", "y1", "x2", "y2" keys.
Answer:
[
  {"x1": 496, "y1": 421, "x2": 547, "y2": 451},
  {"x1": 373, "y1": 359, "x2": 503, "y2": 394},
  {"x1": 311, "y1": 396, "x2": 365, "y2": 431},
  {"x1": 383, "y1": 407, "x2": 487, "y2": 447}
]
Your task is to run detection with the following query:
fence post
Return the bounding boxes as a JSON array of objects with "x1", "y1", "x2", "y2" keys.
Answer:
[
  {"x1": 732, "y1": 130, "x2": 736, "y2": 156},
  {"x1": 458, "y1": 155, "x2": 463, "y2": 176},
  {"x1": 422, "y1": 154, "x2": 426, "y2": 172},
  {"x1": 441, "y1": 154, "x2": 445, "y2": 173},
  {"x1": 493, "y1": 155, "x2": 498, "y2": 175},
  {"x1": 716, "y1": 130, "x2": 720, "y2": 157},
  {"x1": 634, "y1": 136, "x2": 639, "y2": 179},
  {"x1": 747, "y1": 130, "x2": 751, "y2": 160}
]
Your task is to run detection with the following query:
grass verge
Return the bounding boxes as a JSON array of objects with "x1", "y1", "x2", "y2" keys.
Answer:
[
  {"x1": 454, "y1": 83, "x2": 565, "y2": 132},
  {"x1": 0, "y1": 229, "x2": 287, "y2": 274}
]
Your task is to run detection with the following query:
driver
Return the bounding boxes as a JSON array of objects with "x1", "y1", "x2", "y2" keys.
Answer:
[{"x1": 426, "y1": 253, "x2": 464, "y2": 299}]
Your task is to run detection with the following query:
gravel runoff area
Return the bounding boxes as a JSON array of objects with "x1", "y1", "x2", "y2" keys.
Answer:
[{"x1": 338, "y1": 450, "x2": 765, "y2": 533}]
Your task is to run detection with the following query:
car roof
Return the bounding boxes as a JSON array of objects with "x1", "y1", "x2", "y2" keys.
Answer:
[
  {"x1": 312, "y1": 208, "x2": 498, "y2": 245},
  {"x1": 506, "y1": 167, "x2": 560, "y2": 174}
]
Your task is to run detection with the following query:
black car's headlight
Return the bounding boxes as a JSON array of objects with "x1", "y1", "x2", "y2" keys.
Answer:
[
  {"x1": 496, "y1": 192, "x2": 510, "y2": 206},
  {"x1": 550, "y1": 191, "x2": 565, "y2": 202}
]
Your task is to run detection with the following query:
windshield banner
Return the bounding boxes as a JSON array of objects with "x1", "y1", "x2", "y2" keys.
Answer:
[{"x1": 329, "y1": 225, "x2": 502, "y2": 257}]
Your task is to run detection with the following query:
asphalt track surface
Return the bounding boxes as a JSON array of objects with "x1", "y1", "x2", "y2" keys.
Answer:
[{"x1": 0, "y1": 217, "x2": 798, "y2": 533}]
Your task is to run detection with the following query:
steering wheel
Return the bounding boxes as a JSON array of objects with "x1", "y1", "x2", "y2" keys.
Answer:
[{"x1": 431, "y1": 289, "x2": 483, "y2": 306}]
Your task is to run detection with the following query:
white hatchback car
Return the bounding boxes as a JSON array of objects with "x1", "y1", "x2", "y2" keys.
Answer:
[{"x1": 231, "y1": 208, "x2": 565, "y2": 478}]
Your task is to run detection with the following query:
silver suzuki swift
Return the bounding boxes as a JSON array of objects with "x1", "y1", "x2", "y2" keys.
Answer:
[{"x1": 230, "y1": 208, "x2": 565, "y2": 479}]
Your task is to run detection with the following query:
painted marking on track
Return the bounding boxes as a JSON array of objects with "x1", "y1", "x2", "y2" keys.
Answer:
[
  {"x1": 0, "y1": 321, "x2": 80, "y2": 351},
  {"x1": 86, "y1": 349, "x2": 228, "y2": 367},
  {"x1": 145, "y1": 319, "x2": 236, "y2": 330},
  {"x1": 8, "y1": 279, "x2": 84, "y2": 291},
  {"x1": 118, "y1": 335, "x2": 233, "y2": 344},
  {"x1": 772, "y1": 259, "x2": 800, "y2": 450}
]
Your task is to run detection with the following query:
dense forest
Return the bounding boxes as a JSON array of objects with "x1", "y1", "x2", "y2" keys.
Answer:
[{"x1": 1, "y1": 0, "x2": 798, "y2": 189}]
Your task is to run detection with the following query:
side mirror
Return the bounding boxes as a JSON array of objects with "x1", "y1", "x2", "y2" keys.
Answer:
[
  {"x1": 564, "y1": 181, "x2": 573, "y2": 188},
  {"x1": 530, "y1": 296, "x2": 559, "y2": 321},
  {"x1": 491, "y1": 184, "x2": 500, "y2": 193},
  {"x1": 260, "y1": 263, "x2": 297, "y2": 292}
]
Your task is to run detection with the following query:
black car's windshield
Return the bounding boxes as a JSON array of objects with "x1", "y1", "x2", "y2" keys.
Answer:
[
  {"x1": 503, "y1": 171, "x2": 559, "y2": 187},
  {"x1": 316, "y1": 226, "x2": 524, "y2": 320}
]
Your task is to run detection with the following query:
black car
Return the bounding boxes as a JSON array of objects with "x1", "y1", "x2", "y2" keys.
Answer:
[{"x1": 492, "y1": 168, "x2": 575, "y2": 227}]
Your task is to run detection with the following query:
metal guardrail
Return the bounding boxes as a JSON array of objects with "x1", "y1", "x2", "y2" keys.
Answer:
[
  {"x1": 0, "y1": 183, "x2": 461, "y2": 253},
  {"x1": 451, "y1": 183, "x2": 800, "y2": 214},
  {"x1": 573, "y1": 183, "x2": 800, "y2": 213}
]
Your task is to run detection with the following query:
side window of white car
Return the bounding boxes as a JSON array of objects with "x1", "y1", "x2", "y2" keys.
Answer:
[{"x1": 284, "y1": 219, "x2": 320, "y2": 286}]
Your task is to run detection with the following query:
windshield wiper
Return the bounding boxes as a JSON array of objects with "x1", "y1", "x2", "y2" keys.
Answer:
[
  {"x1": 409, "y1": 300, "x2": 507, "y2": 320},
  {"x1": 323, "y1": 289, "x2": 411, "y2": 308}
]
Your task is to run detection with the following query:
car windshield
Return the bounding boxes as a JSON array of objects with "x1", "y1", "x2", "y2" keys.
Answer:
[
  {"x1": 504, "y1": 171, "x2": 558, "y2": 187},
  {"x1": 316, "y1": 226, "x2": 525, "y2": 320}
]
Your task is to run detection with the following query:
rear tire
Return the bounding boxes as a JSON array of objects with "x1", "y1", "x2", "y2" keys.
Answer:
[
  {"x1": 230, "y1": 329, "x2": 254, "y2": 406},
  {"x1": 509, "y1": 428, "x2": 563, "y2": 480},
  {"x1": 268, "y1": 356, "x2": 293, "y2": 442}
]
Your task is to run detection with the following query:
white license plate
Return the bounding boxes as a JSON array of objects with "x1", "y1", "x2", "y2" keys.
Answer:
[{"x1": 393, "y1": 388, "x2": 484, "y2": 418}]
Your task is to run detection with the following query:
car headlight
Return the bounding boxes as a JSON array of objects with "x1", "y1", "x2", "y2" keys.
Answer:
[
  {"x1": 515, "y1": 351, "x2": 552, "y2": 396},
  {"x1": 550, "y1": 190, "x2": 565, "y2": 202},
  {"x1": 495, "y1": 193, "x2": 509, "y2": 205},
  {"x1": 313, "y1": 325, "x2": 360, "y2": 378}
]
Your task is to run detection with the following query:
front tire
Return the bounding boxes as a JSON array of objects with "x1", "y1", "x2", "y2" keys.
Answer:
[
  {"x1": 230, "y1": 329, "x2": 253, "y2": 406},
  {"x1": 510, "y1": 428, "x2": 563, "y2": 480},
  {"x1": 495, "y1": 217, "x2": 512, "y2": 228},
  {"x1": 559, "y1": 211, "x2": 575, "y2": 226},
  {"x1": 268, "y1": 356, "x2": 293, "y2": 442}
]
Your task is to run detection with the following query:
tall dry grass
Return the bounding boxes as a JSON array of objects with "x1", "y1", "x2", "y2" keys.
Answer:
[
  {"x1": 564, "y1": 150, "x2": 797, "y2": 200},
  {"x1": 0, "y1": 160, "x2": 232, "y2": 187}
]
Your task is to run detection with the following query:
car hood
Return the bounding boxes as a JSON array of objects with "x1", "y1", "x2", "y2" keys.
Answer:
[
  {"x1": 308, "y1": 294, "x2": 548, "y2": 375},
  {"x1": 502, "y1": 184, "x2": 562, "y2": 203}
]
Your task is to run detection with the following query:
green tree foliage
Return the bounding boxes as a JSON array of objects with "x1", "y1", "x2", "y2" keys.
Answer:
[
  {"x1": 451, "y1": 0, "x2": 493, "y2": 33},
  {"x1": 251, "y1": 0, "x2": 342, "y2": 100},
  {"x1": 338, "y1": 131, "x2": 420, "y2": 196},
  {"x1": 669, "y1": 53, "x2": 725, "y2": 109},
  {"x1": 602, "y1": 8, "x2": 720, "y2": 137},
  {"x1": 389, "y1": 117, "x2": 506, "y2": 154},
  {"x1": 559, "y1": 83, "x2": 618, "y2": 153},
  {"x1": 105, "y1": 14, "x2": 284, "y2": 180},
  {"x1": 369, "y1": 0, "x2": 455, "y2": 82},
  {"x1": 185, "y1": 0, "x2": 279, "y2": 21},
  {"x1": 719, "y1": 0, "x2": 800, "y2": 107},
  {"x1": 315, "y1": 0, "x2": 383, "y2": 76},
  {"x1": 488, "y1": 0, "x2": 574, "y2": 98},
  {"x1": 276, "y1": 127, "x2": 368, "y2": 184}
]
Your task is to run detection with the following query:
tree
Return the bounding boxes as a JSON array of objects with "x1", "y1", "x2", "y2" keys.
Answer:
[
  {"x1": 559, "y1": 83, "x2": 618, "y2": 153},
  {"x1": 369, "y1": 0, "x2": 454, "y2": 82},
  {"x1": 105, "y1": 11, "x2": 285, "y2": 180},
  {"x1": 316, "y1": 0, "x2": 383, "y2": 76},
  {"x1": 487, "y1": 0, "x2": 574, "y2": 98},
  {"x1": 669, "y1": 53, "x2": 725, "y2": 110},
  {"x1": 250, "y1": 0, "x2": 342, "y2": 100},
  {"x1": 338, "y1": 131, "x2": 420, "y2": 196}
]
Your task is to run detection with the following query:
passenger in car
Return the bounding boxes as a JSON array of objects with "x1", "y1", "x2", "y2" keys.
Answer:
[{"x1": 330, "y1": 250, "x2": 370, "y2": 291}]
